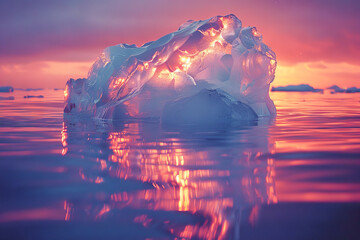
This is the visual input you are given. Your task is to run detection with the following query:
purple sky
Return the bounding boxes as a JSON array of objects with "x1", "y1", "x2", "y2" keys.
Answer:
[{"x1": 1, "y1": 0, "x2": 360, "y2": 87}]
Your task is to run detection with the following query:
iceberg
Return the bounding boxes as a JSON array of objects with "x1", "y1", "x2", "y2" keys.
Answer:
[
  {"x1": 327, "y1": 85, "x2": 360, "y2": 93},
  {"x1": 16, "y1": 88, "x2": 44, "y2": 91},
  {"x1": 345, "y1": 87, "x2": 360, "y2": 93},
  {"x1": 0, "y1": 86, "x2": 14, "y2": 92},
  {"x1": 271, "y1": 84, "x2": 323, "y2": 93},
  {"x1": 64, "y1": 14, "x2": 277, "y2": 123},
  {"x1": 0, "y1": 96, "x2": 14, "y2": 100},
  {"x1": 328, "y1": 85, "x2": 345, "y2": 93},
  {"x1": 24, "y1": 95, "x2": 44, "y2": 98}
]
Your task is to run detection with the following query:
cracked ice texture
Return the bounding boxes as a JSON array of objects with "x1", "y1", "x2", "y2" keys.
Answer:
[{"x1": 64, "y1": 14, "x2": 277, "y2": 119}]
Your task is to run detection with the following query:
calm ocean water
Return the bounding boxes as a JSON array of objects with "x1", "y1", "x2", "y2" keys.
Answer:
[{"x1": 0, "y1": 89, "x2": 359, "y2": 239}]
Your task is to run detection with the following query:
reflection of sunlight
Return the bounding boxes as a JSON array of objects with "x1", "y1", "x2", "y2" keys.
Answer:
[
  {"x1": 266, "y1": 158, "x2": 278, "y2": 204},
  {"x1": 64, "y1": 200, "x2": 71, "y2": 221},
  {"x1": 106, "y1": 123, "x2": 275, "y2": 238},
  {"x1": 96, "y1": 204, "x2": 110, "y2": 219},
  {"x1": 61, "y1": 122, "x2": 68, "y2": 156},
  {"x1": 62, "y1": 121, "x2": 277, "y2": 238}
]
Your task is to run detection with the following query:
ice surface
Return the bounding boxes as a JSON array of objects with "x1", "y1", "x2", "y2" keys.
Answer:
[
  {"x1": 328, "y1": 85, "x2": 345, "y2": 93},
  {"x1": 24, "y1": 95, "x2": 44, "y2": 98},
  {"x1": 345, "y1": 87, "x2": 360, "y2": 93},
  {"x1": 327, "y1": 85, "x2": 360, "y2": 93},
  {"x1": 0, "y1": 96, "x2": 14, "y2": 100},
  {"x1": 64, "y1": 14, "x2": 277, "y2": 122},
  {"x1": 16, "y1": 88, "x2": 44, "y2": 91},
  {"x1": 161, "y1": 89, "x2": 257, "y2": 127},
  {"x1": 0, "y1": 86, "x2": 14, "y2": 92},
  {"x1": 271, "y1": 84, "x2": 323, "y2": 93}
]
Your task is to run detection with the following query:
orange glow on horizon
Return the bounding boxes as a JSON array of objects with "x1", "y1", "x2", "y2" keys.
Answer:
[
  {"x1": 1, "y1": 3, "x2": 359, "y2": 90},
  {"x1": 2, "y1": 59, "x2": 358, "y2": 89},
  {"x1": 59, "y1": 89, "x2": 360, "y2": 232},
  {"x1": 274, "y1": 61, "x2": 360, "y2": 88}
]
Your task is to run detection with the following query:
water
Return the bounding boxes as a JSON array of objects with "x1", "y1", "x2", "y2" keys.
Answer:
[{"x1": 0, "y1": 90, "x2": 360, "y2": 239}]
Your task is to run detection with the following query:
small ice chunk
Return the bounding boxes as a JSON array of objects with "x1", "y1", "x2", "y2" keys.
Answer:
[
  {"x1": 24, "y1": 95, "x2": 44, "y2": 98},
  {"x1": 0, "y1": 96, "x2": 14, "y2": 100},
  {"x1": 345, "y1": 87, "x2": 360, "y2": 93},
  {"x1": 220, "y1": 14, "x2": 242, "y2": 43},
  {"x1": 0, "y1": 86, "x2": 14, "y2": 92},
  {"x1": 239, "y1": 27, "x2": 262, "y2": 49},
  {"x1": 16, "y1": 88, "x2": 43, "y2": 91},
  {"x1": 327, "y1": 85, "x2": 345, "y2": 93},
  {"x1": 271, "y1": 84, "x2": 323, "y2": 93},
  {"x1": 327, "y1": 85, "x2": 360, "y2": 93},
  {"x1": 64, "y1": 78, "x2": 89, "y2": 113}
]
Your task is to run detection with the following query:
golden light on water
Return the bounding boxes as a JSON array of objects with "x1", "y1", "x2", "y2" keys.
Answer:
[
  {"x1": 61, "y1": 120, "x2": 278, "y2": 238},
  {"x1": 50, "y1": 86, "x2": 360, "y2": 238},
  {"x1": 1, "y1": 88, "x2": 359, "y2": 239}
]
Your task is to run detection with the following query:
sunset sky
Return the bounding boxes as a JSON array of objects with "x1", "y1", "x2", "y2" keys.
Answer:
[{"x1": 1, "y1": 0, "x2": 359, "y2": 88}]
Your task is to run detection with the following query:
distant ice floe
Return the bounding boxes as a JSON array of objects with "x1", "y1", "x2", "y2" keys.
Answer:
[
  {"x1": 0, "y1": 86, "x2": 14, "y2": 92},
  {"x1": 24, "y1": 95, "x2": 44, "y2": 98},
  {"x1": 345, "y1": 87, "x2": 360, "y2": 93},
  {"x1": 0, "y1": 96, "x2": 14, "y2": 100},
  {"x1": 328, "y1": 85, "x2": 360, "y2": 93},
  {"x1": 16, "y1": 88, "x2": 44, "y2": 91},
  {"x1": 271, "y1": 84, "x2": 323, "y2": 93},
  {"x1": 64, "y1": 14, "x2": 277, "y2": 125},
  {"x1": 327, "y1": 85, "x2": 345, "y2": 93}
]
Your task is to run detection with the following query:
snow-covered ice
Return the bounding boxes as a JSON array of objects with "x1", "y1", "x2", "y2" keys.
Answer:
[{"x1": 64, "y1": 14, "x2": 277, "y2": 124}]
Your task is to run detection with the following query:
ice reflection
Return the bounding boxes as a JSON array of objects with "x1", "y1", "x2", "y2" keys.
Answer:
[
  {"x1": 58, "y1": 92, "x2": 360, "y2": 238},
  {"x1": 62, "y1": 120, "x2": 276, "y2": 239}
]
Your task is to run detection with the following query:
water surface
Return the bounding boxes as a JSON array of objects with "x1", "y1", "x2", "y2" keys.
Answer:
[{"x1": 0, "y1": 90, "x2": 359, "y2": 239}]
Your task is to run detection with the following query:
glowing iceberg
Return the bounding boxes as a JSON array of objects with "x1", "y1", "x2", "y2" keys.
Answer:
[{"x1": 64, "y1": 14, "x2": 277, "y2": 122}]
